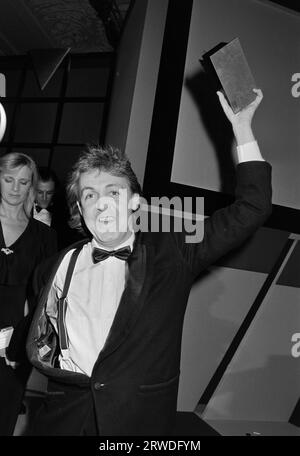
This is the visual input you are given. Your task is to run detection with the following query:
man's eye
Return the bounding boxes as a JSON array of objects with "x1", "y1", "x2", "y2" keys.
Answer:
[
  {"x1": 4, "y1": 177, "x2": 13, "y2": 183},
  {"x1": 85, "y1": 193, "x2": 95, "y2": 200},
  {"x1": 20, "y1": 180, "x2": 29, "y2": 185},
  {"x1": 110, "y1": 190, "x2": 119, "y2": 197}
]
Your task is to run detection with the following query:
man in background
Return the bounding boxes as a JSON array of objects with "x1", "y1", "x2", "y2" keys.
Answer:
[
  {"x1": 33, "y1": 167, "x2": 56, "y2": 227},
  {"x1": 34, "y1": 167, "x2": 83, "y2": 248}
]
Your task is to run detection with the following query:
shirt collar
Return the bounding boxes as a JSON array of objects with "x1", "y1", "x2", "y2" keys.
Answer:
[
  {"x1": 92, "y1": 231, "x2": 135, "y2": 252},
  {"x1": 34, "y1": 203, "x2": 50, "y2": 214}
]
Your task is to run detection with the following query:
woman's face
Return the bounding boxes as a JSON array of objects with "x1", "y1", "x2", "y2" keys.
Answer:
[{"x1": 0, "y1": 165, "x2": 32, "y2": 207}]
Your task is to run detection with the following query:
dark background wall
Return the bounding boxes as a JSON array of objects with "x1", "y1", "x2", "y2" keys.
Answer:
[{"x1": 0, "y1": 52, "x2": 113, "y2": 186}]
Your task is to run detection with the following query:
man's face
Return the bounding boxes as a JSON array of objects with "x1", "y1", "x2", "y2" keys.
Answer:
[
  {"x1": 36, "y1": 179, "x2": 55, "y2": 209},
  {"x1": 78, "y1": 169, "x2": 137, "y2": 248}
]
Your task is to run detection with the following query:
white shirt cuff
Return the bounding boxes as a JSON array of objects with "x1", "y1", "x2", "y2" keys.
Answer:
[{"x1": 236, "y1": 140, "x2": 264, "y2": 163}]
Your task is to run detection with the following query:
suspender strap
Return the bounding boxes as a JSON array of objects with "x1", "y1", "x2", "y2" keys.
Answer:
[{"x1": 57, "y1": 247, "x2": 81, "y2": 352}]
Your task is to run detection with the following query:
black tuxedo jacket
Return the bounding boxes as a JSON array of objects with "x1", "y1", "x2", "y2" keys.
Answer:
[{"x1": 26, "y1": 162, "x2": 272, "y2": 436}]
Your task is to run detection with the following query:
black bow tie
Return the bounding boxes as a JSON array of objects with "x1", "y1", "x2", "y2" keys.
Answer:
[
  {"x1": 92, "y1": 246, "x2": 131, "y2": 263},
  {"x1": 35, "y1": 205, "x2": 51, "y2": 213}
]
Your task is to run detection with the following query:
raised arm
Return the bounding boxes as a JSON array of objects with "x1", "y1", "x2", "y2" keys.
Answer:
[{"x1": 172, "y1": 89, "x2": 272, "y2": 276}]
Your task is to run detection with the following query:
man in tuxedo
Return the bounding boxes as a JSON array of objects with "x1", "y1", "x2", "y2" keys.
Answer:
[
  {"x1": 33, "y1": 167, "x2": 82, "y2": 248},
  {"x1": 26, "y1": 89, "x2": 272, "y2": 435}
]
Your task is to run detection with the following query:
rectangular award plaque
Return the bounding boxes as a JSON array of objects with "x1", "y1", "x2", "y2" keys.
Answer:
[{"x1": 208, "y1": 38, "x2": 257, "y2": 113}]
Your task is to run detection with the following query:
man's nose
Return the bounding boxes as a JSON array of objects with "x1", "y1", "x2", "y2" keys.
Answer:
[
  {"x1": 97, "y1": 199, "x2": 108, "y2": 212},
  {"x1": 96, "y1": 196, "x2": 115, "y2": 212}
]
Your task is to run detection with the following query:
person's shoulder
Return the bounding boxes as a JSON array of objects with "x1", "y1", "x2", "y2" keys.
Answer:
[
  {"x1": 54, "y1": 237, "x2": 90, "y2": 260},
  {"x1": 137, "y1": 230, "x2": 176, "y2": 250},
  {"x1": 30, "y1": 217, "x2": 56, "y2": 236},
  {"x1": 34, "y1": 238, "x2": 90, "y2": 286},
  {"x1": 57, "y1": 237, "x2": 90, "y2": 263}
]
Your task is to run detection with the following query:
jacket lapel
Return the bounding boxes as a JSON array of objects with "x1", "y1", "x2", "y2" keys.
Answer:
[{"x1": 96, "y1": 233, "x2": 154, "y2": 364}]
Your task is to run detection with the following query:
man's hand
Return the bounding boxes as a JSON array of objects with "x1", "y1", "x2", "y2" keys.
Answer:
[{"x1": 217, "y1": 88, "x2": 263, "y2": 145}]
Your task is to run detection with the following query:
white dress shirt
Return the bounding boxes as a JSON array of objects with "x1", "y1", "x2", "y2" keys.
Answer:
[
  {"x1": 237, "y1": 140, "x2": 264, "y2": 163},
  {"x1": 46, "y1": 233, "x2": 134, "y2": 377}
]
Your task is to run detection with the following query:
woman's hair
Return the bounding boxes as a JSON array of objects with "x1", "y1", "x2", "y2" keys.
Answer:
[
  {"x1": 66, "y1": 144, "x2": 142, "y2": 233},
  {"x1": 0, "y1": 152, "x2": 38, "y2": 217}
]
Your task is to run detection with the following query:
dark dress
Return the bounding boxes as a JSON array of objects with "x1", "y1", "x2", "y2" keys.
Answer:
[{"x1": 0, "y1": 217, "x2": 57, "y2": 435}]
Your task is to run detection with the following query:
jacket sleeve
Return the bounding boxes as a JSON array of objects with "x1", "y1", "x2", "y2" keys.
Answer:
[{"x1": 172, "y1": 161, "x2": 272, "y2": 276}]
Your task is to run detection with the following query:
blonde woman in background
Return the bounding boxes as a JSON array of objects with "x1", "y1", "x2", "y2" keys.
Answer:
[{"x1": 0, "y1": 103, "x2": 57, "y2": 435}]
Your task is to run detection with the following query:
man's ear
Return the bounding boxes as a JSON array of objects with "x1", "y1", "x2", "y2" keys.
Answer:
[
  {"x1": 129, "y1": 193, "x2": 140, "y2": 212},
  {"x1": 76, "y1": 200, "x2": 82, "y2": 215}
]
